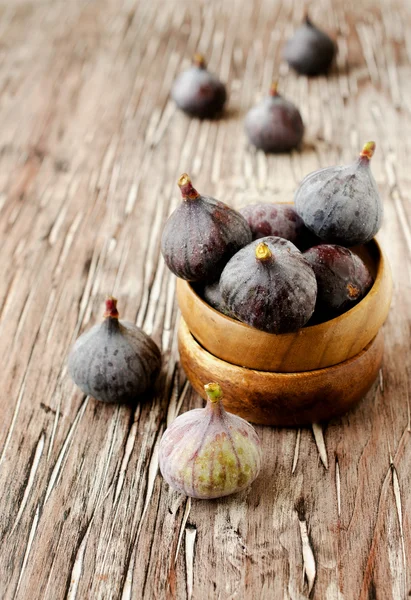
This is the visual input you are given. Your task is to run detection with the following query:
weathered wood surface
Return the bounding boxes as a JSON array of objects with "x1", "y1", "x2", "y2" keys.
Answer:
[{"x1": 0, "y1": 0, "x2": 410, "y2": 598}]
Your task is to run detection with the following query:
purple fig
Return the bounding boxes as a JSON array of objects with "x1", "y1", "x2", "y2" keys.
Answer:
[
  {"x1": 295, "y1": 142, "x2": 383, "y2": 246},
  {"x1": 171, "y1": 54, "x2": 227, "y2": 118},
  {"x1": 283, "y1": 16, "x2": 336, "y2": 76},
  {"x1": 161, "y1": 174, "x2": 252, "y2": 282},
  {"x1": 244, "y1": 83, "x2": 304, "y2": 153},
  {"x1": 159, "y1": 382, "x2": 262, "y2": 499},
  {"x1": 196, "y1": 281, "x2": 236, "y2": 318},
  {"x1": 220, "y1": 237, "x2": 317, "y2": 333},
  {"x1": 68, "y1": 298, "x2": 161, "y2": 403},
  {"x1": 304, "y1": 244, "x2": 373, "y2": 318},
  {"x1": 239, "y1": 202, "x2": 313, "y2": 249}
]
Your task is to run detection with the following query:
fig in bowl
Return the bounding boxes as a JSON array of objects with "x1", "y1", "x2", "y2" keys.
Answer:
[{"x1": 176, "y1": 239, "x2": 392, "y2": 373}]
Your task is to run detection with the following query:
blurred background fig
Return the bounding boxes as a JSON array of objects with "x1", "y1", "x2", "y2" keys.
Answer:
[
  {"x1": 161, "y1": 174, "x2": 252, "y2": 282},
  {"x1": 171, "y1": 54, "x2": 227, "y2": 118},
  {"x1": 159, "y1": 382, "x2": 262, "y2": 499},
  {"x1": 295, "y1": 142, "x2": 383, "y2": 246},
  {"x1": 245, "y1": 83, "x2": 304, "y2": 153},
  {"x1": 304, "y1": 245, "x2": 373, "y2": 318},
  {"x1": 68, "y1": 297, "x2": 161, "y2": 403},
  {"x1": 220, "y1": 237, "x2": 317, "y2": 333},
  {"x1": 283, "y1": 15, "x2": 336, "y2": 76}
]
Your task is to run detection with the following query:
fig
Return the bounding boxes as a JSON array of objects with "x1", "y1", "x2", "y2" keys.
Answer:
[
  {"x1": 68, "y1": 297, "x2": 161, "y2": 403},
  {"x1": 171, "y1": 54, "x2": 227, "y2": 118},
  {"x1": 159, "y1": 382, "x2": 262, "y2": 499},
  {"x1": 283, "y1": 15, "x2": 336, "y2": 76},
  {"x1": 161, "y1": 174, "x2": 252, "y2": 282},
  {"x1": 244, "y1": 83, "x2": 304, "y2": 153},
  {"x1": 304, "y1": 244, "x2": 373, "y2": 317},
  {"x1": 294, "y1": 142, "x2": 383, "y2": 246},
  {"x1": 240, "y1": 203, "x2": 310, "y2": 248},
  {"x1": 197, "y1": 281, "x2": 236, "y2": 318},
  {"x1": 220, "y1": 237, "x2": 317, "y2": 333}
]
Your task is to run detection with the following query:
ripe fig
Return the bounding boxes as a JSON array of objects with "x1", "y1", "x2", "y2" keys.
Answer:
[
  {"x1": 245, "y1": 83, "x2": 304, "y2": 153},
  {"x1": 240, "y1": 202, "x2": 311, "y2": 248},
  {"x1": 161, "y1": 174, "x2": 252, "y2": 282},
  {"x1": 159, "y1": 382, "x2": 262, "y2": 499},
  {"x1": 294, "y1": 142, "x2": 383, "y2": 246},
  {"x1": 171, "y1": 54, "x2": 227, "y2": 118},
  {"x1": 196, "y1": 281, "x2": 236, "y2": 318},
  {"x1": 304, "y1": 244, "x2": 373, "y2": 318},
  {"x1": 68, "y1": 297, "x2": 161, "y2": 403},
  {"x1": 220, "y1": 237, "x2": 317, "y2": 333},
  {"x1": 283, "y1": 15, "x2": 336, "y2": 76}
]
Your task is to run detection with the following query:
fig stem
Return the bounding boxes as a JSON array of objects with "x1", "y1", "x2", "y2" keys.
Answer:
[
  {"x1": 193, "y1": 53, "x2": 206, "y2": 69},
  {"x1": 178, "y1": 173, "x2": 200, "y2": 200},
  {"x1": 269, "y1": 82, "x2": 279, "y2": 97},
  {"x1": 255, "y1": 242, "x2": 272, "y2": 261},
  {"x1": 104, "y1": 296, "x2": 119, "y2": 319},
  {"x1": 359, "y1": 141, "x2": 376, "y2": 161},
  {"x1": 204, "y1": 382, "x2": 223, "y2": 403}
]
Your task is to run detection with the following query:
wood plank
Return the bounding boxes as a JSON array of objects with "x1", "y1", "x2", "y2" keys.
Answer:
[{"x1": 0, "y1": 0, "x2": 410, "y2": 598}]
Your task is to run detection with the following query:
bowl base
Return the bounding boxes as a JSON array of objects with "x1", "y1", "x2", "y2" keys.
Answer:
[{"x1": 178, "y1": 319, "x2": 384, "y2": 426}]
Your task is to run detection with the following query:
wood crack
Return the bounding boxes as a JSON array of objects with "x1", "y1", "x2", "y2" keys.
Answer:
[
  {"x1": 10, "y1": 432, "x2": 45, "y2": 535},
  {"x1": 312, "y1": 423, "x2": 328, "y2": 470},
  {"x1": 44, "y1": 396, "x2": 89, "y2": 503},
  {"x1": 295, "y1": 499, "x2": 316, "y2": 596}
]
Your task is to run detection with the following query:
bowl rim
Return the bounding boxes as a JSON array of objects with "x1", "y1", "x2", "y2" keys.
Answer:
[
  {"x1": 181, "y1": 237, "x2": 387, "y2": 341},
  {"x1": 179, "y1": 317, "x2": 381, "y2": 378}
]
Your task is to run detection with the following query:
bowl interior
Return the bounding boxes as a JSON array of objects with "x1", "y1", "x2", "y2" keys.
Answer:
[{"x1": 192, "y1": 240, "x2": 380, "y2": 331}]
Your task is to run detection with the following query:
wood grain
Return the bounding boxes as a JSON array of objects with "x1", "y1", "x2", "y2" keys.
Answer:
[{"x1": 0, "y1": 0, "x2": 410, "y2": 599}]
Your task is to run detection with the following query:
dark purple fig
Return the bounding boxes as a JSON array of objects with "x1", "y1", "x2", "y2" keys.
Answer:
[
  {"x1": 283, "y1": 15, "x2": 336, "y2": 76},
  {"x1": 295, "y1": 142, "x2": 383, "y2": 246},
  {"x1": 295, "y1": 227, "x2": 325, "y2": 252},
  {"x1": 68, "y1": 297, "x2": 161, "y2": 403},
  {"x1": 220, "y1": 237, "x2": 317, "y2": 333},
  {"x1": 239, "y1": 202, "x2": 313, "y2": 249},
  {"x1": 245, "y1": 83, "x2": 304, "y2": 153},
  {"x1": 161, "y1": 174, "x2": 252, "y2": 282},
  {"x1": 171, "y1": 54, "x2": 227, "y2": 119},
  {"x1": 304, "y1": 244, "x2": 373, "y2": 318},
  {"x1": 196, "y1": 281, "x2": 236, "y2": 318}
]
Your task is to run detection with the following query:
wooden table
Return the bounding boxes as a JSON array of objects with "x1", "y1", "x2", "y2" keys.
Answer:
[{"x1": 1, "y1": 1, "x2": 409, "y2": 598}]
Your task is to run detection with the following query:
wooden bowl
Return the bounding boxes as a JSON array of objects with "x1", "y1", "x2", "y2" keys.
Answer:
[
  {"x1": 178, "y1": 319, "x2": 384, "y2": 426},
  {"x1": 177, "y1": 239, "x2": 392, "y2": 372}
]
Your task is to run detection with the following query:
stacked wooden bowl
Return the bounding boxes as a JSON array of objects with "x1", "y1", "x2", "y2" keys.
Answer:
[{"x1": 177, "y1": 239, "x2": 392, "y2": 426}]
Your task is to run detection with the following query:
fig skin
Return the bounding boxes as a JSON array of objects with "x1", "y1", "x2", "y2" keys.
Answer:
[
  {"x1": 294, "y1": 142, "x2": 383, "y2": 247},
  {"x1": 68, "y1": 298, "x2": 161, "y2": 403},
  {"x1": 304, "y1": 244, "x2": 373, "y2": 318},
  {"x1": 161, "y1": 174, "x2": 252, "y2": 282},
  {"x1": 283, "y1": 16, "x2": 336, "y2": 76},
  {"x1": 220, "y1": 237, "x2": 317, "y2": 333},
  {"x1": 245, "y1": 83, "x2": 304, "y2": 153},
  {"x1": 159, "y1": 382, "x2": 262, "y2": 499},
  {"x1": 197, "y1": 281, "x2": 236, "y2": 318},
  {"x1": 240, "y1": 202, "x2": 312, "y2": 249},
  {"x1": 171, "y1": 54, "x2": 227, "y2": 119}
]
